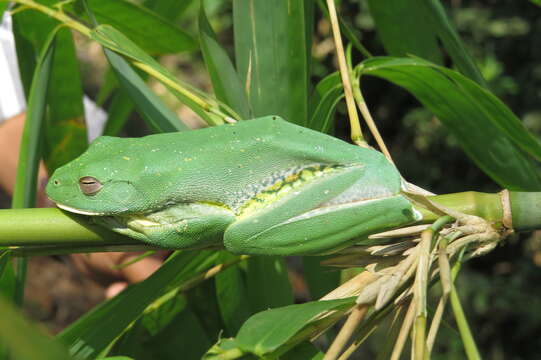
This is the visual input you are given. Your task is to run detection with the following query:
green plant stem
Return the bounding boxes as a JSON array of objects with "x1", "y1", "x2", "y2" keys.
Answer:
[
  {"x1": 449, "y1": 281, "x2": 482, "y2": 359},
  {"x1": 449, "y1": 251, "x2": 482, "y2": 360},
  {"x1": 0, "y1": 208, "x2": 138, "y2": 248}
]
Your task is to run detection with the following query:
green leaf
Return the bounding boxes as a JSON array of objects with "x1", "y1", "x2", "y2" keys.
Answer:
[
  {"x1": 308, "y1": 72, "x2": 343, "y2": 133},
  {"x1": 12, "y1": 5, "x2": 87, "y2": 173},
  {"x1": 233, "y1": 0, "x2": 312, "y2": 126},
  {"x1": 215, "y1": 253, "x2": 252, "y2": 335},
  {"x1": 112, "y1": 296, "x2": 211, "y2": 360},
  {"x1": 143, "y1": 307, "x2": 212, "y2": 359},
  {"x1": 81, "y1": 0, "x2": 197, "y2": 54},
  {"x1": 235, "y1": 298, "x2": 355, "y2": 356},
  {"x1": 367, "y1": 0, "x2": 486, "y2": 87},
  {"x1": 359, "y1": 57, "x2": 541, "y2": 190},
  {"x1": 282, "y1": 341, "x2": 325, "y2": 360},
  {"x1": 12, "y1": 29, "x2": 57, "y2": 209},
  {"x1": 367, "y1": 0, "x2": 443, "y2": 64},
  {"x1": 43, "y1": 28, "x2": 87, "y2": 172},
  {"x1": 58, "y1": 251, "x2": 219, "y2": 359},
  {"x1": 102, "y1": 91, "x2": 135, "y2": 136},
  {"x1": 246, "y1": 257, "x2": 293, "y2": 313},
  {"x1": 104, "y1": 48, "x2": 188, "y2": 133},
  {"x1": 12, "y1": 5, "x2": 57, "y2": 96},
  {"x1": 91, "y1": 25, "x2": 227, "y2": 125},
  {"x1": 0, "y1": 3, "x2": 7, "y2": 20},
  {"x1": 302, "y1": 256, "x2": 340, "y2": 300},
  {"x1": 0, "y1": 295, "x2": 73, "y2": 360},
  {"x1": 199, "y1": 5, "x2": 251, "y2": 119},
  {"x1": 143, "y1": 0, "x2": 195, "y2": 21}
]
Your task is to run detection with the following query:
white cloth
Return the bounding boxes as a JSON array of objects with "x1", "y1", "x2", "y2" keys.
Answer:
[{"x1": 0, "y1": 12, "x2": 106, "y2": 141}]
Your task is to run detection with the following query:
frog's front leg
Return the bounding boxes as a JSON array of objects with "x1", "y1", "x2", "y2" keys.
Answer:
[
  {"x1": 97, "y1": 203, "x2": 235, "y2": 249},
  {"x1": 224, "y1": 166, "x2": 421, "y2": 255}
]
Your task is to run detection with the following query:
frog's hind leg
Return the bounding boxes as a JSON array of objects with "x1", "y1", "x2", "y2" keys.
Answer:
[{"x1": 224, "y1": 165, "x2": 420, "y2": 255}]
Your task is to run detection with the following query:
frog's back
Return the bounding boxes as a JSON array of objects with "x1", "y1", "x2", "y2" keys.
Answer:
[{"x1": 111, "y1": 116, "x2": 400, "y2": 212}]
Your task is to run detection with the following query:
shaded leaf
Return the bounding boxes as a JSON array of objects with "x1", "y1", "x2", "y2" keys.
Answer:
[
  {"x1": 367, "y1": 0, "x2": 486, "y2": 87},
  {"x1": 367, "y1": 0, "x2": 443, "y2": 64},
  {"x1": 0, "y1": 295, "x2": 73, "y2": 360},
  {"x1": 246, "y1": 257, "x2": 293, "y2": 313},
  {"x1": 102, "y1": 91, "x2": 135, "y2": 136},
  {"x1": 43, "y1": 27, "x2": 87, "y2": 172},
  {"x1": 215, "y1": 253, "x2": 252, "y2": 335},
  {"x1": 58, "y1": 251, "x2": 219, "y2": 359},
  {"x1": 302, "y1": 256, "x2": 340, "y2": 300},
  {"x1": 359, "y1": 57, "x2": 541, "y2": 190},
  {"x1": 282, "y1": 341, "x2": 325, "y2": 360},
  {"x1": 143, "y1": 0, "x2": 195, "y2": 22},
  {"x1": 308, "y1": 72, "x2": 343, "y2": 133},
  {"x1": 12, "y1": 28, "x2": 56, "y2": 208}
]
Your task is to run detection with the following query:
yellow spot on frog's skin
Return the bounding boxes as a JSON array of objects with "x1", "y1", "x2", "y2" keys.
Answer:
[
  {"x1": 184, "y1": 158, "x2": 193, "y2": 162},
  {"x1": 240, "y1": 149, "x2": 245, "y2": 152},
  {"x1": 123, "y1": 156, "x2": 131, "y2": 161},
  {"x1": 237, "y1": 164, "x2": 342, "y2": 218}
]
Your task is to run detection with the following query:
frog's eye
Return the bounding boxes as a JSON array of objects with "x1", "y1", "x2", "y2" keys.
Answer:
[{"x1": 79, "y1": 176, "x2": 103, "y2": 195}]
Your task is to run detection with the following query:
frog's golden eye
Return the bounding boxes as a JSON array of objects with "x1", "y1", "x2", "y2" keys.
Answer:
[{"x1": 79, "y1": 176, "x2": 103, "y2": 195}]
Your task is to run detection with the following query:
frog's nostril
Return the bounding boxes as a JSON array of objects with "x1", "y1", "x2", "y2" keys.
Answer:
[{"x1": 54, "y1": 179, "x2": 60, "y2": 186}]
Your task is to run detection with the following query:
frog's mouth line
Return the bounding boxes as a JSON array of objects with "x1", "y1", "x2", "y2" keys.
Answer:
[{"x1": 55, "y1": 203, "x2": 106, "y2": 216}]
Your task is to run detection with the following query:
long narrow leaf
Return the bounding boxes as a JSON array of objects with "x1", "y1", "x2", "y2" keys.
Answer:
[
  {"x1": 199, "y1": 5, "x2": 251, "y2": 119},
  {"x1": 214, "y1": 253, "x2": 252, "y2": 335},
  {"x1": 43, "y1": 27, "x2": 87, "y2": 172},
  {"x1": 104, "y1": 49, "x2": 188, "y2": 133},
  {"x1": 102, "y1": 91, "x2": 135, "y2": 136},
  {"x1": 367, "y1": 0, "x2": 486, "y2": 87},
  {"x1": 74, "y1": 0, "x2": 197, "y2": 54},
  {"x1": 308, "y1": 72, "x2": 343, "y2": 133},
  {"x1": 367, "y1": 0, "x2": 443, "y2": 64},
  {"x1": 10, "y1": 28, "x2": 58, "y2": 309},
  {"x1": 58, "y1": 251, "x2": 218, "y2": 359},
  {"x1": 233, "y1": 0, "x2": 312, "y2": 126},
  {"x1": 12, "y1": 29, "x2": 56, "y2": 208},
  {"x1": 91, "y1": 25, "x2": 228, "y2": 125},
  {"x1": 359, "y1": 57, "x2": 541, "y2": 190}
]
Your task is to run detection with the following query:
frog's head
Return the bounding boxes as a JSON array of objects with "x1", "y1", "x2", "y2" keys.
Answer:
[{"x1": 46, "y1": 136, "x2": 148, "y2": 215}]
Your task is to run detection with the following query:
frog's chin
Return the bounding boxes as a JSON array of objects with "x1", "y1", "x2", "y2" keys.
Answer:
[{"x1": 55, "y1": 203, "x2": 106, "y2": 216}]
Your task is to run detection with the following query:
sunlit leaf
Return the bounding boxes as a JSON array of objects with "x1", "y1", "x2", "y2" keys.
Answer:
[
  {"x1": 233, "y1": 0, "x2": 312, "y2": 126},
  {"x1": 199, "y1": 5, "x2": 251, "y2": 119},
  {"x1": 104, "y1": 49, "x2": 187, "y2": 133},
  {"x1": 359, "y1": 57, "x2": 541, "y2": 190},
  {"x1": 235, "y1": 298, "x2": 354, "y2": 356},
  {"x1": 79, "y1": 0, "x2": 197, "y2": 54}
]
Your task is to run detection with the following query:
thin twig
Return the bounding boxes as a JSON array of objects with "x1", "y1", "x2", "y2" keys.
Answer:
[
  {"x1": 350, "y1": 76, "x2": 394, "y2": 162},
  {"x1": 325, "y1": 0, "x2": 364, "y2": 146},
  {"x1": 390, "y1": 299, "x2": 416, "y2": 360},
  {"x1": 324, "y1": 304, "x2": 368, "y2": 360}
]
